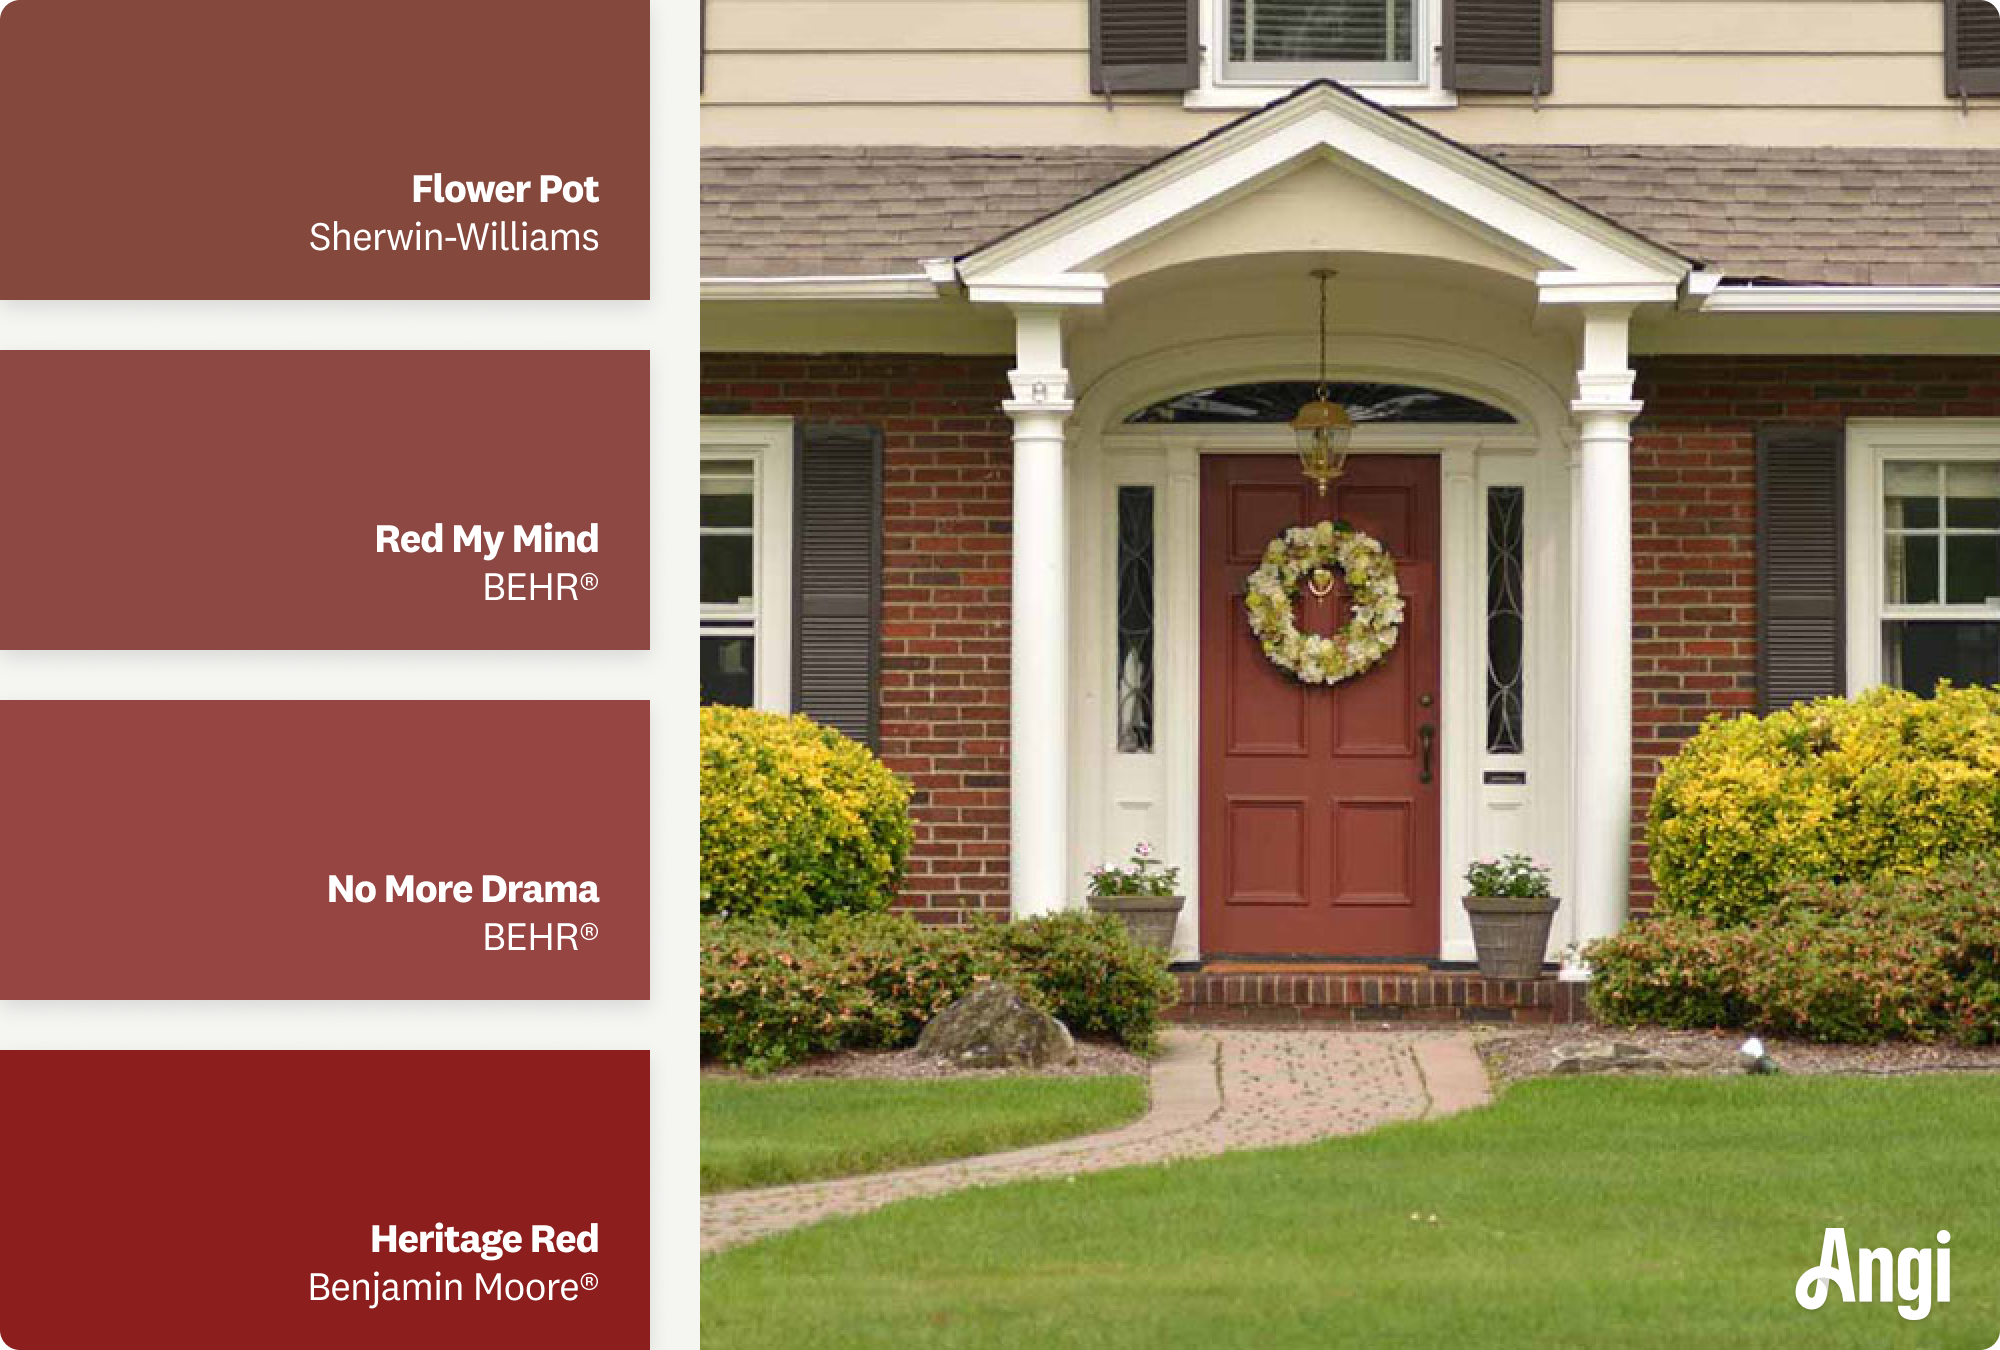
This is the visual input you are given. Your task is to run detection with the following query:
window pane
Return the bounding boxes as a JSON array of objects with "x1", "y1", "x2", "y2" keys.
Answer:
[
  {"x1": 1885, "y1": 461, "x2": 1940, "y2": 530},
  {"x1": 1125, "y1": 381, "x2": 1513, "y2": 425},
  {"x1": 1948, "y1": 461, "x2": 2000, "y2": 528},
  {"x1": 701, "y1": 459, "x2": 755, "y2": 527},
  {"x1": 701, "y1": 535, "x2": 755, "y2": 606},
  {"x1": 701, "y1": 488, "x2": 753, "y2": 529},
  {"x1": 1886, "y1": 532, "x2": 1940, "y2": 605},
  {"x1": 701, "y1": 635, "x2": 757, "y2": 707},
  {"x1": 1229, "y1": 0, "x2": 1413, "y2": 63},
  {"x1": 1884, "y1": 621, "x2": 2000, "y2": 694},
  {"x1": 1485, "y1": 486, "x2": 1525, "y2": 755},
  {"x1": 1947, "y1": 534, "x2": 2000, "y2": 605},
  {"x1": 1116, "y1": 486, "x2": 1156, "y2": 754}
]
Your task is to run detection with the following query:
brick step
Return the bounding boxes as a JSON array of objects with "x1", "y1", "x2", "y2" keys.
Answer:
[
  {"x1": 1200, "y1": 961, "x2": 1431, "y2": 975},
  {"x1": 1169, "y1": 968, "x2": 1588, "y2": 1025}
]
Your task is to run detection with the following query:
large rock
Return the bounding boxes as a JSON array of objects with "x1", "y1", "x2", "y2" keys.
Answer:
[
  {"x1": 1549, "y1": 1041, "x2": 1701, "y2": 1076},
  {"x1": 915, "y1": 982, "x2": 1075, "y2": 1070}
]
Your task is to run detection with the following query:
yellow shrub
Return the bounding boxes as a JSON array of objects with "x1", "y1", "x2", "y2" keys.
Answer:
[
  {"x1": 1649, "y1": 685, "x2": 2000, "y2": 922},
  {"x1": 699, "y1": 707, "x2": 914, "y2": 921}
]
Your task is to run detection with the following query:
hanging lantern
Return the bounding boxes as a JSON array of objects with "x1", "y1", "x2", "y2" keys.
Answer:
[{"x1": 1291, "y1": 268, "x2": 1352, "y2": 496}]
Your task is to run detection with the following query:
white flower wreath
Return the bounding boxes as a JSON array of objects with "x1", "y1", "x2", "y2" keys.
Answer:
[{"x1": 1243, "y1": 519, "x2": 1405, "y2": 686}]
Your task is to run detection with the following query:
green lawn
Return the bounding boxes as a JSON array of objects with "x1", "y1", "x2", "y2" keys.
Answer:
[
  {"x1": 704, "y1": 1075, "x2": 2000, "y2": 1348},
  {"x1": 702, "y1": 1074, "x2": 1149, "y2": 1193}
]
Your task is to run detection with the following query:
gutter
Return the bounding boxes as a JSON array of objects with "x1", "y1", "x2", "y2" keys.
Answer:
[
  {"x1": 701, "y1": 259, "x2": 960, "y2": 302},
  {"x1": 1697, "y1": 282, "x2": 2000, "y2": 315}
]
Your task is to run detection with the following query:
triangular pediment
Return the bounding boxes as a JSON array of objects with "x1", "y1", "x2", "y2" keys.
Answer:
[
  {"x1": 1100, "y1": 153, "x2": 1548, "y2": 285},
  {"x1": 958, "y1": 81, "x2": 1690, "y2": 304}
]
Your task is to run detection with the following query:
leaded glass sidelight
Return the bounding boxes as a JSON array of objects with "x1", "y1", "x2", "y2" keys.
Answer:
[
  {"x1": 1116, "y1": 486, "x2": 1157, "y2": 753},
  {"x1": 1485, "y1": 486, "x2": 1525, "y2": 755}
]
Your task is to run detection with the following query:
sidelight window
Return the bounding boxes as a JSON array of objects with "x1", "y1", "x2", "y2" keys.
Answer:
[
  {"x1": 1116, "y1": 485, "x2": 1158, "y2": 753},
  {"x1": 1485, "y1": 485, "x2": 1525, "y2": 754}
]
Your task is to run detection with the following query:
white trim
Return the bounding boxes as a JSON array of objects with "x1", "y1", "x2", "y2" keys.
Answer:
[
  {"x1": 1844, "y1": 419, "x2": 2000, "y2": 694},
  {"x1": 967, "y1": 277, "x2": 1107, "y2": 308},
  {"x1": 1704, "y1": 285, "x2": 2000, "y2": 315},
  {"x1": 1439, "y1": 444, "x2": 1480, "y2": 960},
  {"x1": 1187, "y1": 0, "x2": 1456, "y2": 110},
  {"x1": 693, "y1": 275, "x2": 2000, "y2": 317},
  {"x1": 700, "y1": 274, "x2": 945, "y2": 300},
  {"x1": 959, "y1": 84, "x2": 1689, "y2": 299},
  {"x1": 1075, "y1": 333, "x2": 1560, "y2": 439},
  {"x1": 1068, "y1": 335, "x2": 1575, "y2": 962},
  {"x1": 1537, "y1": 277, "x2": 1680, "y2": 307},
  {"x1": 700, "y1": 417, "x2": 794, "y2": 714}
]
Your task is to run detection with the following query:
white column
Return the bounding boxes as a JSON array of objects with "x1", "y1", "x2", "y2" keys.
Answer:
[
  {"x1": 1004, "y1": 307, "x2": 1073, "y2": 917},
  {"x1": 1570, "y1": 305, "x2": 1642, "y2": 946}
]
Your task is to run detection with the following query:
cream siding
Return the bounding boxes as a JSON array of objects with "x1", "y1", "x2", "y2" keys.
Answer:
[{"x1": 703, "y1": 0, "x2": 2000, "y2": 147}]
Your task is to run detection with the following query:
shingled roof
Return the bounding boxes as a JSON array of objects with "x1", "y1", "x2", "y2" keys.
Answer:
[{"x1": 702, "y1": 144, "x2": 2000, "y2": 287}]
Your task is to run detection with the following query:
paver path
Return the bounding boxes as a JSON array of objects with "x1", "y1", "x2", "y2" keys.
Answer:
[{"x1": 702, "y1": 1029, "x2": 1489, "y2": 1252}]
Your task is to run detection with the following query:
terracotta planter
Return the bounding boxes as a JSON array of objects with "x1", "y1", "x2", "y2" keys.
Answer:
[
  {"x1": 1086, "y1": 894, "x2": 1184, "y2": 953},
  {"x1": 1462, "y1": 893, "x2": 1561, "y2": 980}
]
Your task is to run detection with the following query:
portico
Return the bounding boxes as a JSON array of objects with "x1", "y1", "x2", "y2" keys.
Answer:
[{"x1": 962, "y1": 82, "x2": 1685, "y2": 963}]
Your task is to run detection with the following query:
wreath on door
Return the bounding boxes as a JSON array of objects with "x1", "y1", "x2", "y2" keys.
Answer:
[{"x1": 1244, "y1": 520, "x2": 1404, "y2": 686}]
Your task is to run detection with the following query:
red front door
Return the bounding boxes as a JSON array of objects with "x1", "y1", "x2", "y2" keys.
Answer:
[{"x1": 1198, "y1": 455, "x2": 1441, "y2": 958}]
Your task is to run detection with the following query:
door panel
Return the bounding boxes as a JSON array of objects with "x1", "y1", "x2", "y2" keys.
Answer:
[
  {"x1": 1225, "y1": 799, "x2": 1310, "y2": 905},
  {"x1": 1332, "y1": 799, "x2": 1416, "y2": 907},
  {"x1": 1199, "y1": 455, "x2": 1441, "y2": 957}
]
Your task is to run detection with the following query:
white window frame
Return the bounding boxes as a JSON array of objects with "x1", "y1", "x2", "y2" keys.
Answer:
[
  {"x1": 1186, "y1": 0, "x2": 1454, "y2": 110},
  {"x1": 1843, "y1": 419, "x2": 2000, "y2": 694},
  {"x1": 700, "y1": 417, "x2": 794, "y2": 713}
]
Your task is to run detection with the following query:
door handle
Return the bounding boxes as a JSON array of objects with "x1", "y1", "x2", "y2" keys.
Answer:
[{"x1": 1418, "y1": 723, "x2": 1435, "y2": 784}]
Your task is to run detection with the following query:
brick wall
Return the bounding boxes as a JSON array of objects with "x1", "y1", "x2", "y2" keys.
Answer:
[
  {"x1": 702, "y1": 353, "x2": 1014, "y2": 923},
  {"x1": 1629, "y1": 355, "x2": 2000, "y2": 908},
  {"x1": 704, "y1": 353, "x2": 2000, "y2": 930}
]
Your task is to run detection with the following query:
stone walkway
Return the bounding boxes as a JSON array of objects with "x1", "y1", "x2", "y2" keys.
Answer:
[{"x1": 701, "y1": 1029, "x2": 1489, "y2": 1252}]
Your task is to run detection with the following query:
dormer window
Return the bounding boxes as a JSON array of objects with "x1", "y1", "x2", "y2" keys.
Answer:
[{"x1": 1224, "y1": 0, "x2": 1423, "y2": 84}]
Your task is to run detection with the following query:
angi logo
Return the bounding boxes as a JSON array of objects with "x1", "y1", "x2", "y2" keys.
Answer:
[{"x1": 1795, "y1": 1228, "x2": 1950, "y2": 1321}]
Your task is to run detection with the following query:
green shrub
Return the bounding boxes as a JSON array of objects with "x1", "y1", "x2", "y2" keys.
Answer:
[
  {"x1": 699, "y1": 918, "x2": 896, "y2": 1072},
  {"x1": 700, "y1": 706, "x2": 913, "y2": 922},
  {"x1": 815, "y1": 911, "x2": 1023, "y2": 1046},
  {"x1": 1588, "y1": 857, "x2": 2000, "y2": 1043},
  {"x1": 977, "y1": 911, "x2": 1179, "y2": 1052},
  {"x1": 1647, "y1": 685, "x2": 2000, "y2": 922},
  {"x1": 700, "y1": 911, "x2": 1178, "y2": 1069},
  {"x1": 1582, "y1": 914, "x2": 1757, "y2": 1032}
]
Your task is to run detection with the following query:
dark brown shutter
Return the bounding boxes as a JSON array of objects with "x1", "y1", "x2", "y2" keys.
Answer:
[
  {"x1": 1444, "y1": 0, "x2": 1553, "y2": 94},
  {"x1": 1755, "y1": 424, "x2": 1845, "y2": 713},
  {"x1": 1947, "y1": 0, "x2": 2000, "y2": 96},
  {"x1": 1091, "y1": 0, "x2": 1199, "y2": 93},
  {"x1": 793, "y1": 424, "x2": 883, "y2": 747}
]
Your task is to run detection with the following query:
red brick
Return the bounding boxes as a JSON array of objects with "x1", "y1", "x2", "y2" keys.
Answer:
[
  {"x1": 1627, "y1": 354, "x2": 2000, "y2": 908},
  {"x1": 703, "y1": 352, "x2": 1013, "y2": 924}
]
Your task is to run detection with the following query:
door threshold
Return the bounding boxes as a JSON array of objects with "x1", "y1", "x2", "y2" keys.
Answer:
[{"x1": 1195, "y1": 958, "x2": 1435, "y2": 975}]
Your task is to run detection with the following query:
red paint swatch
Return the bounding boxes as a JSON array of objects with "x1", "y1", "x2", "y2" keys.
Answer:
[
  {"x1": 0, "y1": 701, "x2": 650, "y2": 999},
  {"x1": 0, "y1": 351, "x2": 650, "y2": 650},
  {"x1": 0, "y1": 1052, "x2": 649, "y2": 1348},
  {"x1": 0, "y1": 0, "x2": 648, "y2": 298}
]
